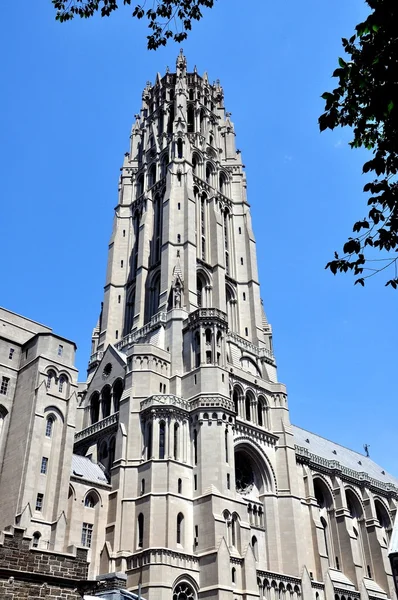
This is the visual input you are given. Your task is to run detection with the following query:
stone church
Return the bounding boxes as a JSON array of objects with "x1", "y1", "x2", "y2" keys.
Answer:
[{"x1": 0, "y1": 51, "x2": 396, "y2": 600}]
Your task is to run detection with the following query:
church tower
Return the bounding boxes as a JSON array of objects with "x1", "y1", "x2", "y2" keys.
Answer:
[{"x1": 80, "y1": 51, "x2": 306, "y2": 598}]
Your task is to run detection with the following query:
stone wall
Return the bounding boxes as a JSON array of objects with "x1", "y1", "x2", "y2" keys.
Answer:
[{"x1": 0, "y1": 526, "x2": 88, "y2": 599}]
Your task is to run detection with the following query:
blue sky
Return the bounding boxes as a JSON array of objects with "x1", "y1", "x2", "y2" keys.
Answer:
[{"x1": 1, "y1": 0, "x2": 396, "y2": 475}]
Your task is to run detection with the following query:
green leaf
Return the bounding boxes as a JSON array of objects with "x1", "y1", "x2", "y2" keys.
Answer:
[{"x1": 338, "y1": 57, "x2": 346, "y2": 68}]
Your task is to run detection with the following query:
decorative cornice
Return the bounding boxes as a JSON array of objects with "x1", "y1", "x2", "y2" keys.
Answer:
[{"x1": 295, "y1": 445, "x2": 398, "y2": 497}]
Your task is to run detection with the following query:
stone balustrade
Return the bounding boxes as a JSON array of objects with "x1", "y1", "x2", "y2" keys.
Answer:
[
  {"x1": 115, "y1": 312, "x2": 167, "y2": 351},
  {"x1": 74, "y1": 412, "x2": 119, "y2": 442}
]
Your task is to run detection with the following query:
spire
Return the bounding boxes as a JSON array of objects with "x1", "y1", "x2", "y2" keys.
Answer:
[{"x1": 176, "y1": 49, "x2": 187, "y2": 76}]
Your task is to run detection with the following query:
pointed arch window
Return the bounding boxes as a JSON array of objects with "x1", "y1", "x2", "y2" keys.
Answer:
[
  {"x1": 153, "y1": 195, "x2": 163, "y2": 264},
  {"x1": 193, "y1": 429, "x2": 198, "y2": 465},
  {"x1": 85, "y1": 493, "x2": 97, "y2": 508},
  {"x1": 132, "y1": 209, "x2": 141, "y2": 273},
  {"x1": 177, "y1": 138, "x2": 183, "y2": 159},
  {"x1": 159, "y1": 421, "x2": 166, "y2": 459},
  {"x1": 137, "y1": 513, "x2": 144, "y2": 548},
  {"x1": 187, "y1": 105, "x2": 195, "y2": 132},
  {"x1": 176, "y1": 512, "x2": 184, "y2": 545},
  {"x1": 32, "y1": 532, "x2": 41, "y2": 548},
  {"x1": 245, "y1": 393, "x2": 251, "y2": 421},
  {"x1": 147, "y1": 422, "x2": 153, "y2": 459},
  {"x1": 252, "y1": 535, "x2": 258, "y2": 561},
  {"x1": 173, "y1": 422, "x2": 179, "y2": 460},
  {"x1": 149, "y1": 163, "x2": 157, "y2": 187}
]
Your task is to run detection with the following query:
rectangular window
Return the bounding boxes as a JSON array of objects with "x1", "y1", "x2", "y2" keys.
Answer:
[
  {"x1": 194, "y1": 474, "x2": 197, "y2": 490},
  {"x1": 0, "y1": 377, "x2": 10, "y2": 395},
  {"x1": 35, "y1": 493, "x2": 44, "y2": 511},
  {"x1": 81, "y1": 522, "x2": 93, "y2": 548},
  {"x1": 227, "y1": 473, "x2": 230, "y2": 489},
  {"x1": 57, "y1": 344, "x2": 63, "y2": 356},
  {"x1": 40, "y1": 457, "x2": 48, "y2": 475},
  {"x1": 8, "y1": 348, "x2": 14, "y2": 360}
]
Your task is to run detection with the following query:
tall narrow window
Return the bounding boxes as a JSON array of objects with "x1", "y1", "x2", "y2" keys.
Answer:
[
  {"x1": 174, "y1": 423, "x2": 179, "y2": 460},
  {"x1": 0, "y1": 377, "x2": 10, "y2": 395},
  {"x1": 153, "y1": 195, "x2": 163, "y2": 263},
  {"x1": 257, "y1": 399, "x2": 263, "y2": 426},
  {"x1": 138, "y1": 513, "x2": 144, "y2": 548},
  {"x1": 225, "y1": 429, "x2": 229, "y2": 463},
  {"x1": 132, "y1": 209, "x2": 141, "y2": 273},
  {"x1": 224, "y1": 209, "x2": 230, "y2": 275},
  {"x1": 168, "y1": 102, "x2": 175, "y2": 133},
  {"x1": 35, "y1": 493, "x2": 44, "y2": 512},
  {"x1": 177, "y1": 513, "x2": 184, "y2": 545},
  {"x1": 58, "y1": 375, "x2": 66, "y2": 393},
  {"x1": 45, "y1": 416, "x2": 54, "y2": 437},
  {"x1": 187, "y1": 105, "x2": 195, "y2": 132},
  {"x1": 40, "y1": 457, "x2": 48, "y2": 475},
  {"x1": 252, "y1": 535, "x2": 259, "y2": 561},
  {"x1": 8, "y1": 348, "x2": 14, "y2": 360},
  {"x1": 177, "y1": 138, "x2": 183, "y2": 158},
  {"x1": 141, "y1": 479, "x2": 145, "y2": 495},
  {"x1": 178, "y1": 478, "x2": 182, "y2": 494},
  {"x1": 201, "y1": 195, "x2": 206, "y2": 260},
  {"x1": 197, "y1": 276, "x2": 203, "y2": 308},
  {"x1": 193, "y1": 429, "x2": 198, "y2": 464},
  {"x1": 159, "y1": 421, "x2": 166, "y2": 459},
  {"x1": 245, "y1": 394, "x2": 251, "y2": 421},
  {"x1": 46, "y1": 371, "x2": 55, "y2": 390},
  {"x1": 147, "y1": 422, "x2": 153, "y2": 459},
  {"x1": 320, "y1": 517, "x2": 330, "y2": 560},
  {"x1": 81, "y1": 522, "x2": 93, "y2": 548},
  {"x1": 57, "y1": 344, "x2": 63, "y2": 356},
  {"x1": 32, "y1": 532, "x2": 41, "y2": 548},
  {"x1": 231, "y1": 567, "x2": 236, "y2": 583}
]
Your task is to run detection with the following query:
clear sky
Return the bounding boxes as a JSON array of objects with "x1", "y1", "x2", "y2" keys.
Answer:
[{"x1": 1, "y1": 0, "x2": 396, "y2": 475}]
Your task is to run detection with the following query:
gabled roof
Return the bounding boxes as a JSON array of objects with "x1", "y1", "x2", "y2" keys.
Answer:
[
  {"x1": 71, "y1": 454, "x2": 109, "y2": 485},
  {"x1": 292, "y1": 425, "x2": 398, "y2": 488}
]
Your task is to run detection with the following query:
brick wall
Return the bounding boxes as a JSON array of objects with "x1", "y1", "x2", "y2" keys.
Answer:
[{"x1": 0, "y1": 526, "x2": 89, "y2": 599}]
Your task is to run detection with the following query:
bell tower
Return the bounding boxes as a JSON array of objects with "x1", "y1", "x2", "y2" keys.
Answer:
[{"x1": 83, "y1": 51, "x2": 303, "y2": 599}]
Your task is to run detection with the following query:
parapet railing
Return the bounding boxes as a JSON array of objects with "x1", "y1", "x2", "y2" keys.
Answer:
[
  {"x1": 295, "y1": 446, "x2": 398, "y2": 494},
  {"x1": 115, "y1": 312, "x2": 167, "y2": 351},
  {"x1": 75, "y1": 412, "x2": 119, "y2": 442},
  {"x1": 227, "y1": 331, "x2": 274, "y2": 360}
]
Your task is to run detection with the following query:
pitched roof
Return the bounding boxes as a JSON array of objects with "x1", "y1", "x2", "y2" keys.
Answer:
[
  {"x1": 292, "y1": 425, "x2": 398, "y2": 488},
  {"x1": 71, "y1": 454, "x2": 109, "y2": 485}
]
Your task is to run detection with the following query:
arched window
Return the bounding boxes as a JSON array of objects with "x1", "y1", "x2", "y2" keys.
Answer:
[
  {"x1": 124, "y1": 286, "x2": 136, "y2": 335},
  {"x1": 177, "y1": 512, "x2": 184, "y2": 545},
  {"x1": 113, "y1": 379, "x2": 123, "y2": 413},
  {"x1": 252, "y1": 535, "x2": 258, "y2": 561},
  {"x1": 205, "y1": 163, "x2": 213, "y2": 185},
  {"x1": 32, "y1": 532, "x2": 41, "y2": 548},
  {"x1": 132, "y1": 208, "x2": 141, "y2": 273},
  {"x1": 219, "y1": 171, "x2": 227, "y2": 193},
  {"x1": 257, "y1": 397, "x2": 265, "y2": 427},
  {"x1": 226, "y1": 284, "x2": 237, "y2": 332},
  {"x1": 193, "y1": 429, "x2": 198, "y2": 464},
  {"x1": 90, "y1": 391, "x2": 100, "y2": 424},
  {"x1": 192, "y1": 154, "x2": 199, "y2": 176},
  {"x1": 194, "y1": 330, "x2": 201, "y2": 368},
  {"x1": 141, "y1": 478, "x2": 145, "y2": 495},
  {"x1": 231, "y1": 567, "x2": 236, "y2": 583},
  {"x1": 233, "y1": 387, "x2": 241, "y2": 416},
  {"x1": 245, "y1": 393, "x2": 251, "y2": 421},
  {"x1": 137, "y1": 173, "x2": 144, "y2": 196},
  {"x1": 178, "y1": 478, "x2": 182, "y2": 494},
  {"x1": 320, "y1": 516, "x2": 330, "y2": 559},
  {"x1": 223, "y1": 208, "x2": 230, "y2": 275},
  {"x1": 200, "y1": 109, "x2": 205, "y2": 133},
  {"x1": 200, "y1": 194, "x2": 207, "y2": 260},
  {"x1": 58, "y1": 375, "x2": 67, "y2": 393},
  {"x1": 159, "y1": 421, "x2": 166, "y2": 459},
  {"x1": 161, "y1": 153, "x2": 169, "y2": 178},
  {"x1": 47, "y1": 370, "x2": 56, "y2": 389},
  {"x1": 147, "y1": 162, "x2": 155, "y2": 187},
  {"x1": 225, "y1": 429, "x2": 229, "y2": 463},
  {"x1": 45, "y1": 416, "x2": 54, "y2": 437},
  {"x1": 173, "y1": 423, "x2": 179, "y2": 460},
  {"x1": 168, "y1": 102, "x2": 175, "y2": 133},
  {"x1": 187, "y1": 105, "x2": 195, "y2": 132},
  {"x1": 85, "y1": 493, "x2": 97, "y2": 508},
  {"x1": 177, "y1": 138, "x2": 183, "y2": 159},
  {"x1": 148, "y1": 272, "x2": 161, "y2": 321},
  {"x1": 102, "y1": 386, "x2": 111, "y2": 418},
  {"x1": 153, "y1": 194, "x2": 163, "y2": 264},
  {"x1": 137, "y1": 513, "x2": 144, "y2": 548},
  {"x1": 173, "y1": 582, "x2": 195, "y2": 600},
  {"x1": 375, "y1": 499, "x2": 392, "y2": 543},
  {"x1": 147, "y1": 422, "x2": 153, "y2": 459},
  {"x1": 109, "y1": 437, "x2": 116, "y2": 468},
  {"x1": 197, "y1": 275, "x2": 203, "y2": 308}
]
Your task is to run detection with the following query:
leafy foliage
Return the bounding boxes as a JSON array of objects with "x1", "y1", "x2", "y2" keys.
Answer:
[
  {"x1": 52, "y1": 0, "x2": 215, "y2": 49},
  {"x1": 320, "y1": 0, "x2": 398, "y2": 287}
]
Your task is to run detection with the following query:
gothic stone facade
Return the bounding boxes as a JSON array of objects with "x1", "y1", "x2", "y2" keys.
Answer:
[{"x1": 0, "y1": 51, "x2": 396, "y2": 600}]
